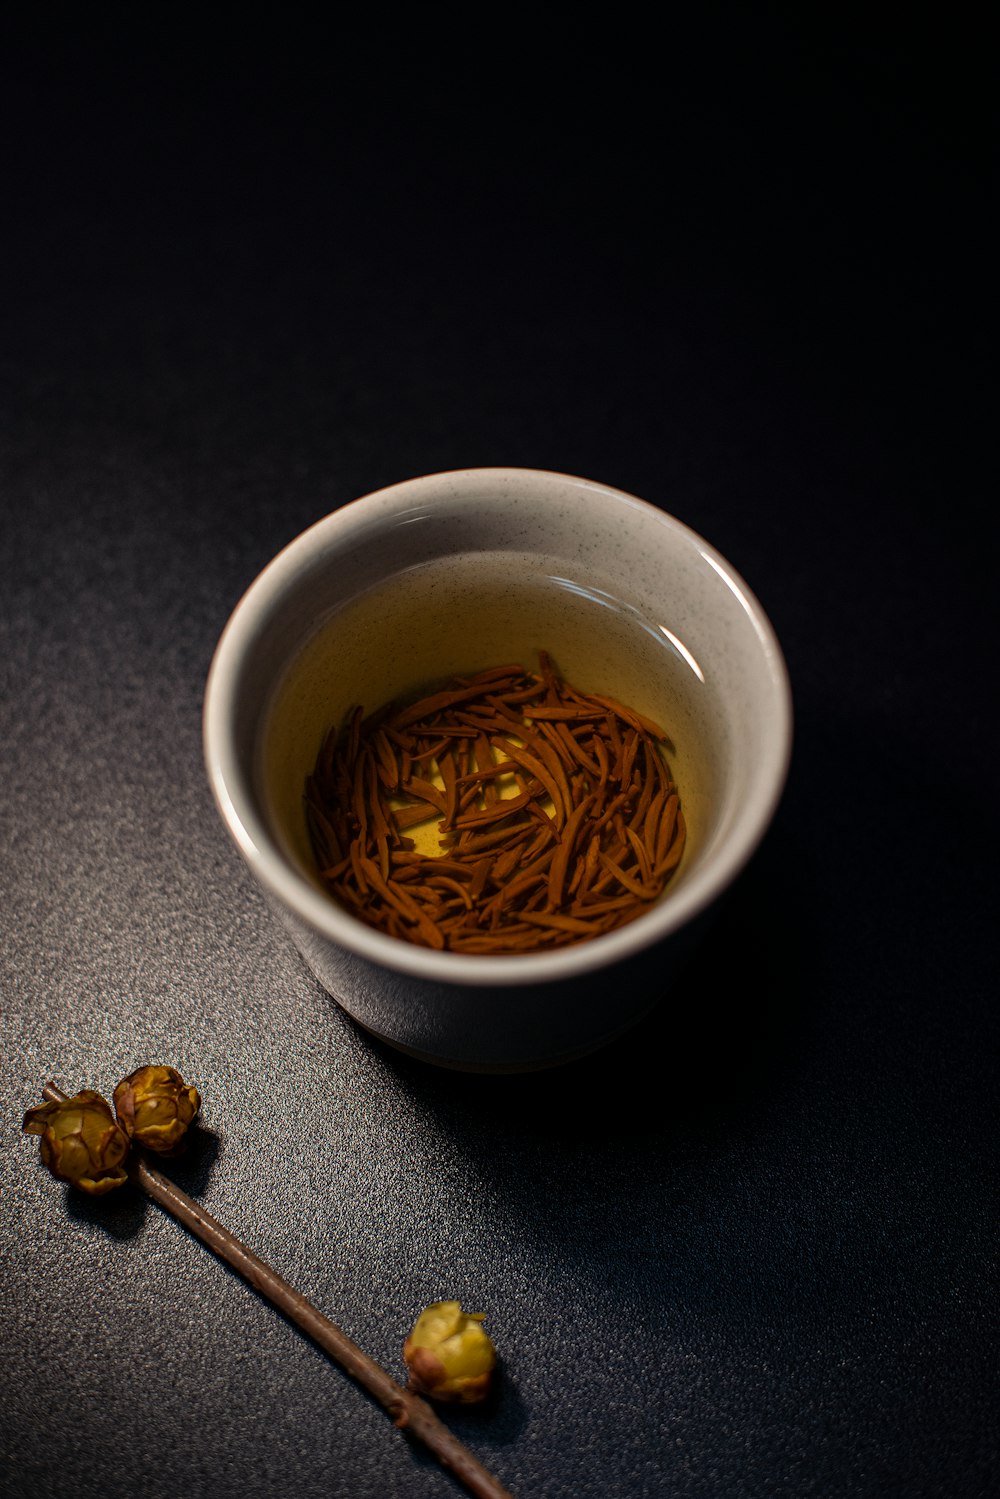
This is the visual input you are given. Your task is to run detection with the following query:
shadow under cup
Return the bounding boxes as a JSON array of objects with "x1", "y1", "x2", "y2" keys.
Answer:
[{"x1": 205, "y1": 469, "x2": 791, "y2": 1070}]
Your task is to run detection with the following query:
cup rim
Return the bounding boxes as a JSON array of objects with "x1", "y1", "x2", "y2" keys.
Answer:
[{"x1": 203, "y1": 467, "x2": 793, "y2": 988}]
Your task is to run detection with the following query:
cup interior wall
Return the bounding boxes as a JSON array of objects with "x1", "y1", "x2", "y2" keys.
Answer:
[{"x1": 241, "y1": 514, "x2": 772, "y2": 927}]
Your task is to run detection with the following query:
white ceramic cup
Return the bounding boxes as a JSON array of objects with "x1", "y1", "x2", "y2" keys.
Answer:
[{"x1": 203, "y1": 468, "x2": 792, "y2": 1069}]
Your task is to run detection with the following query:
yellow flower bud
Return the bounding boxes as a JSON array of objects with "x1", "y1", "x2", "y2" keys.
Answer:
[
  {"x1": 403, "y1": 1300, "x2": 496, "y2": 1404},
  {"x1": 113, "y1": 1065, "x2": 201, "y2": 1154},
  {"x1": 22, "y1": 1089, "x2": 130, "y2": 1195}
]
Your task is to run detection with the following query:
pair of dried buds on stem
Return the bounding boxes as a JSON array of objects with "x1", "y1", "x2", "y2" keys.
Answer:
[
  {"x1": 22, "y1": 1065, "x2": 200, "y2": 1195},
  {"x1": 21, "y1": 1068, "x2": 495, "y2": 1403},
  {"x1": 23, "y1": 1069, "x2": 508, "y2": 1496}
]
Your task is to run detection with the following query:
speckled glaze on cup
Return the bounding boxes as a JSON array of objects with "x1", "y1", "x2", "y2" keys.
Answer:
[{"x1": 204, "y1": 468, "x2": 792, "y2": 1069}]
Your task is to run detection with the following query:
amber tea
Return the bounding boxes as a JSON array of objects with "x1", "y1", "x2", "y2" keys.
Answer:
[
  {"x1": 303, "y1": 650, "x2": 687, "y2": 953},
  {"x1": 259, "y1": 551, "x2": 717, "y2": 948}
]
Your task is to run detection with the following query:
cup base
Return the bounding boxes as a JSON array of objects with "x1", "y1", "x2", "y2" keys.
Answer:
[{"x1": 271, "y1": 890, "x2": 711, "y2": 1071}]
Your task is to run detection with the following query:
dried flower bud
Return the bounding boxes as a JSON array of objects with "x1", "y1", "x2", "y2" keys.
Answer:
[
  {"x1": 113, "y1": 1065, "x2": 201, "y2": 1154},
  {"x1": 403, "y1": 1300, "x2": 496, "y2": 1404},
  {"x1": 22, "y1": 1089, "x2": 130, "y2": 1195}
]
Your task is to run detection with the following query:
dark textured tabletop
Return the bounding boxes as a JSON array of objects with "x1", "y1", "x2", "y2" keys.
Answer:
[{"x1": 2, "y1": 19, "x2": 995, "y2": 1499}]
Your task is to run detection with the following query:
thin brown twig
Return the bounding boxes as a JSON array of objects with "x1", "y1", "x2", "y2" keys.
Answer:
[{"x1": 42, "y1": 1083, "x2": 515, "y2": 1499}]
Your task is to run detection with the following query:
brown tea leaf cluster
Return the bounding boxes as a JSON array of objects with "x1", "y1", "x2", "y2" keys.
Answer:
[{"x1": 305, "y1": 653, "x2": 685, "y2": 954}]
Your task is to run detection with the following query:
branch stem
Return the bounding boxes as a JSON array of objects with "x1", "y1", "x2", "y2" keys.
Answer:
[{"x1": 43, "y1": 1082, "x2": 514, "y2": 1499}]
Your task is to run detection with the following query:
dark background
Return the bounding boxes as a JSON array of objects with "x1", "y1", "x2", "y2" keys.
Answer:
[{"x1": 1, "y1": 15, "x2": 995, "y2": 1499}]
